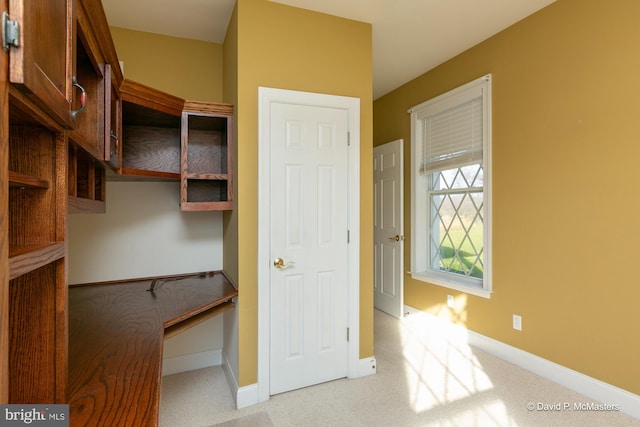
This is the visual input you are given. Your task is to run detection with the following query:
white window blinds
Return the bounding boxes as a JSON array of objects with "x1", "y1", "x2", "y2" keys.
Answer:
[
  {"x1": 421, "y1": 97, "x2": 482, "y2": 173},
  {"x1": 409, "y1": 75, "x2": 490, "y2": 175}
]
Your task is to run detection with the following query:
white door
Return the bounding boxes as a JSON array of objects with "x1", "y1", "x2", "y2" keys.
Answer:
[
  {"x1": 374, "y1": 139, "x2": 404, "y2": 319},
  {"x1": 269, "y1": 102, "x2": 350, "y2": 395}
]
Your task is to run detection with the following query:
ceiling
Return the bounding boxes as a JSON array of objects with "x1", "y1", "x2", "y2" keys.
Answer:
[{"x1": 102, "y1": 0, "x2": 555, "y2": 99}]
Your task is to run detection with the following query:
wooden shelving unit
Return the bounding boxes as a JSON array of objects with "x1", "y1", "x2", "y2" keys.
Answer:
[
  {"x1": 1, "y1": 0, "x2": 121, "y2": 404},
  {"x1": 1, "y1": 0, "x2": 235, "y2": 411},
  {"x1": 180, "y1": 102, "x2": 233, "y2": 211},
  {"x1": 7, "y1": 98, "x2": 68, "y2": 403},
  {"x1": 117, "y1": 81, "x2": 234, "y2": 211}
]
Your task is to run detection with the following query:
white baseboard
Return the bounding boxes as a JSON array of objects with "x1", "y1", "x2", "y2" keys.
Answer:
[
  {"x1": 225, "y1": 353, "x2": 377, "y2": 409},
  {"x1": 222, "y1": 351, "x2": 260, "y2": 409},
  {"x1": 350, "y1": 356, "x2": 377, "y2": 378},
  {"x1": 236, "y1": 383, "x2": 259, "y2": 409},
  {"x1": 404, "y1": 305, "x2": 640, "y2": 420},
  {"x1": 221, "y1": 351, "x2": 239, "y2": 404},
  {"x1": 162, "y1": 349, "x2": 222, "y2": 376}
]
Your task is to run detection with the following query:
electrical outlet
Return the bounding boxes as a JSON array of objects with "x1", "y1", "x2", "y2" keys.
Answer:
[
  {"x1": 447, "y1": 295, "x2": 455, "y2": 308},
  {"x1": 513, "y1": 314, "x2": 522, "y2": 331}
]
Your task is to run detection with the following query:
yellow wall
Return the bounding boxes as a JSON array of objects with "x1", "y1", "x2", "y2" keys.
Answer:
[
  {"x1": 374, "y1": 0, "x2": 640, "y2": 395},
  {"x1": 110, "y1": 27, "x2": 223, "y2": 102},
  {"x1": 222, "y1": 0, "x2": 239, "y2": 287},
  {"x1": 232, "y1": 0, "x2": 373, "y2": 386},
  {"x1": 222, "y1": 2, "x2": 240, "y2": 379}
]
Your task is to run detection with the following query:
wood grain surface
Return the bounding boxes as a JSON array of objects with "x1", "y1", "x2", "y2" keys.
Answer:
[{"x1": 68, "y1": 271, "x2": 237, "y2": 427}]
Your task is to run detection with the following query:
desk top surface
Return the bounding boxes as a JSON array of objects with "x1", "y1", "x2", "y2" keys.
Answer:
[{"x1": 68, "y1": 271, "x2": 237, "y2": 427}]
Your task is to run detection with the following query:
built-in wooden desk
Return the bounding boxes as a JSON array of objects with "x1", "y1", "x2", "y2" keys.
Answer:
[{"x1": 68, "y1": 271, "x2": 237, "y2": 427}]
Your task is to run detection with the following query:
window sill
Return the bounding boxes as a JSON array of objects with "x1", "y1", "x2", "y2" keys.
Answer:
[{"x1": 410, "y1": 271, "x2": 492, "y2": 299}]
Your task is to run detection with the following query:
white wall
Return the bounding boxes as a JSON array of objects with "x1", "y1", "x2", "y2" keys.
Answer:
[
  {"x1": 68, "y1": 181, "x2": 223, "y2": 283},
  {"x1": 68, "y1": 180, "x2": 225, "y2": 372}
]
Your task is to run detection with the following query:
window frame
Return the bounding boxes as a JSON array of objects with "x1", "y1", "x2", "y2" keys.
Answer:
[{"x1": 409, "y1": 75, "x2": 493, "y2": 298}]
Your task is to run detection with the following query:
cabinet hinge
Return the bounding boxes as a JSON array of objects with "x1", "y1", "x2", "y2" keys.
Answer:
[
  {"x1": 347, "y1": 132, "x2": 351, "y2": 146},
  {"x1": 347, "y1": 229, "x2": 350, "y2": 244},
  {"x1": 347, "y1": 327, "x2": 350, "y2": 342},
  {"x1": 2, "y1": 12, "x2": 19, "y2": 52}
]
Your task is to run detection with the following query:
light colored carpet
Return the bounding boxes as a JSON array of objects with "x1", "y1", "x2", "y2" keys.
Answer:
[
  {"x1": 160, "y1": 309, "x2": 640, "y2": 427},
  {"x1": 210, "y1": 412, "x2": 273, "y2": 427}
]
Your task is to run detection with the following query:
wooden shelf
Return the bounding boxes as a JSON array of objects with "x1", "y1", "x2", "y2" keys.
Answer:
[
  {"x1": 9, "y1": 243, "x2": 66, "y2": 281},
  {"x1": 180, "y1": 201, "x2": 233, "y2": 212},
  {"x1": 118, "y1": 168, "x2": 180, "y2": 180},
  {"x1": 185, "y1": 173, "x2": 229, "y2": 180},
  {"x1": 9, "y1": 171, "x2": 50, "y2": 189},
  {"x1": 163, "y1": 302, "x2": 235, "y2": 340}
]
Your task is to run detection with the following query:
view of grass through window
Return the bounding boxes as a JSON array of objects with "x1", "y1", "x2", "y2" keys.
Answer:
[
  {"x1": 437, "y1": 228, "x2": 483, "y2": 278},
  {"x1": 429, "y1": 164, "x2": 484, "y2": 279}
]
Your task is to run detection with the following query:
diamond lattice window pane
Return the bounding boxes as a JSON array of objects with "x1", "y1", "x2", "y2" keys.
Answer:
[{"x1": 429, "y1": 165, "x2": 484, "y2": 279}]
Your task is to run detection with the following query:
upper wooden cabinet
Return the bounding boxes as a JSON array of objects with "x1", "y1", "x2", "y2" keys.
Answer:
[
  {"x1": 117, "y1": 80, "x2": 234, "y2": 211},
  {"x1": 119, "y1": 79, "x2": 184, "y2": 179},
  {"x1": 6, "y1": 0, "x2": 74, "y2": 128},
  {"x1": 181, "y1": 102, "x2": 233, "y2": 211},
  {"x1": 68, "y1": 16, "x2": 106, "y2": 160},
  {"x1": 68, "y1": 0, "x2": 123, "y2": 162},
  {"x1": 66, "y1": 0, "x2": 124, "y2": 214}
]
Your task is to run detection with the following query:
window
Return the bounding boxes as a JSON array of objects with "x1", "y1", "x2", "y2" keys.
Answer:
[{"x1": 409, "y1": 75, "x2": 492, "y2": 298}]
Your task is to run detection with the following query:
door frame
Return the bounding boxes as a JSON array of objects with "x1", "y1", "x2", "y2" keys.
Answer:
[{"x1": 257, "y1": 87, "x2": 360, "y2": 403}]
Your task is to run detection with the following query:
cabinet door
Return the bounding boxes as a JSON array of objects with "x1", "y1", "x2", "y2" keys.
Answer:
[
  {"x1": 104, "y1": 64, "x2": 121, "y2": 169},
  {"x1": 0, "y1": 18, "x2": 9, "y2": 404},
  {"x1": 68, "y1": 15, "x2": 105, "y2": 160},
  {"x1": 8, "y1": 0, "x2": 73, "y2": 128}
]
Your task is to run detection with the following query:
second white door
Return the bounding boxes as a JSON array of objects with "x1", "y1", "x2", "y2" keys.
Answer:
[
  {"x1": 374, "y1": 139, "x2": 404, "y2": 319},
  {"x1": 269, "y1": 102, "x2": 350, "y2": 395}
]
